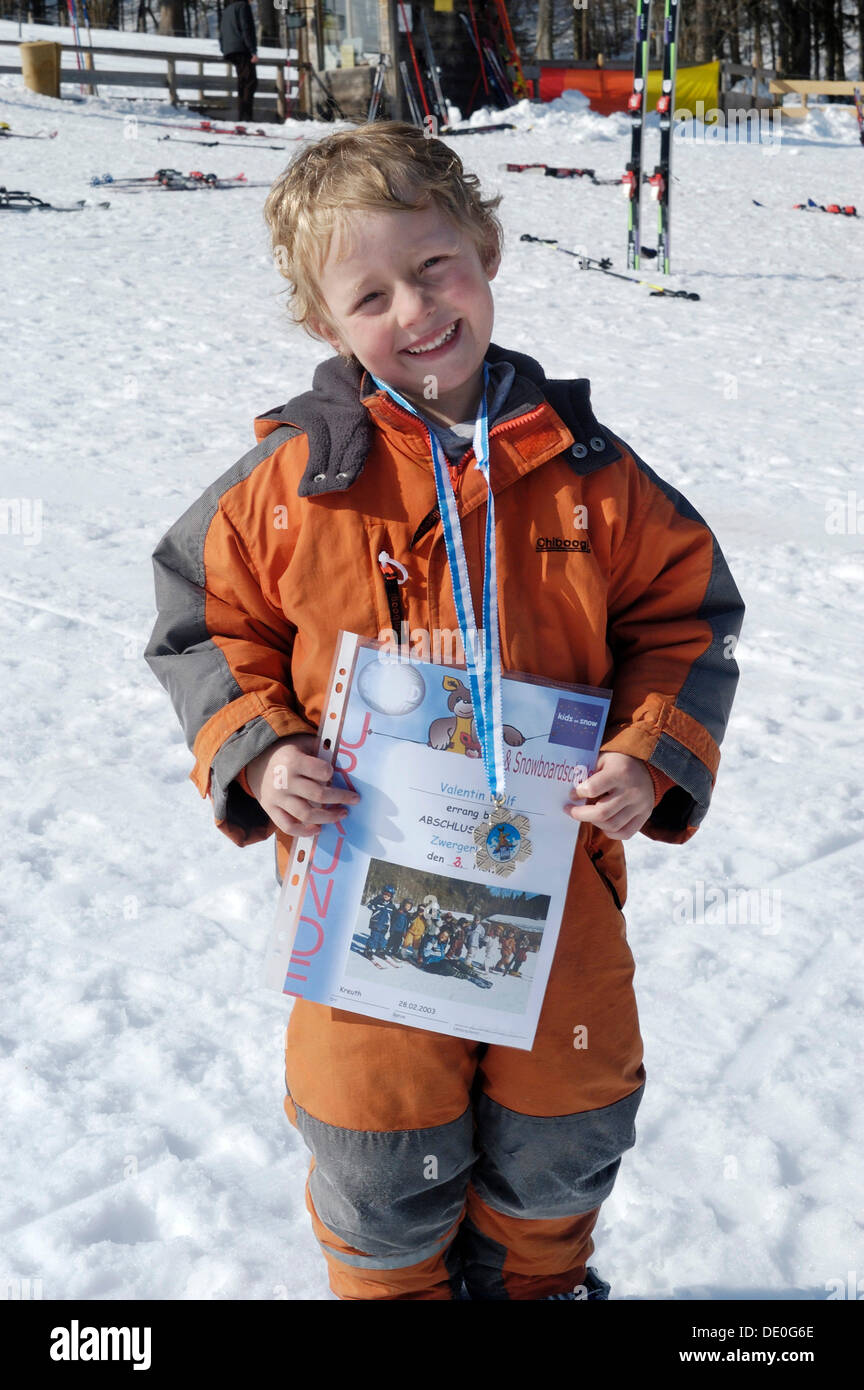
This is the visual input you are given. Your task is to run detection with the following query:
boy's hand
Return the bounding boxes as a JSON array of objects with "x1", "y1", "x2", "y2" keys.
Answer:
[
  {"x1": 244, "y1": 733, "x2": 360, "y2": 837},
  {"x1": 566, "y1": 752, "x2": 654, "y2": 841}
]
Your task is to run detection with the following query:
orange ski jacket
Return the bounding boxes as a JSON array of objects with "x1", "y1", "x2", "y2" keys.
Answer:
[{"x1": 144, "y1": 342, "x2": 744, "y2": 902}]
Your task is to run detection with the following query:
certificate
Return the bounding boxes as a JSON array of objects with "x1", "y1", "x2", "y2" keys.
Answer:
[{"x1": 262, "y1": 633, "x2": 611, "y2": 1050}]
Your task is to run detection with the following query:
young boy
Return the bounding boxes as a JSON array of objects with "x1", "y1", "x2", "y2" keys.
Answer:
[{"x1": 144, "y1": 121, "x2": 744, "y2": 1301}]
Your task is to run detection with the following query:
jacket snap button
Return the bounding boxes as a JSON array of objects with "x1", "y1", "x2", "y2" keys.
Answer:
[
  {"x1": 335, "y1": 470, "x2": 348, "y2": 479},
  {"x1": 571, "y1": 442, "x2": 588, "y2": 459},
  {"x1": 314, "y1": 472, "x2": 327, "y2": 482},
  {"x1": 589, "y1": 436, "x2": 606, "y2": 452}
]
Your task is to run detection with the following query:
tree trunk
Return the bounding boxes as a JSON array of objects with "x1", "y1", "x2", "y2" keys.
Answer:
[
  {"x1": 788, "y1": 0, "x2": 812, "y2": 75},
  {"x1": 258, "y1": 0, "x2": 280, "y2": 48},
  {"x1": 729, "y1": 0, "x2": 742, "y2": 64},
  {"x1": 694, "y1": 0, "x2": 711, "y2": 62},
  {"x1": 834, "y1": 0, "x2": 846, "y2": 79},
  {"x1": 751, "y1": 0, "x2": 764, "y2": 70},
  {"x1": 535, "y1": 0, "x2": 553, "y2": 61},
  {"x1": 158, "y1": 0, "x2": 185, "y2": 36}
]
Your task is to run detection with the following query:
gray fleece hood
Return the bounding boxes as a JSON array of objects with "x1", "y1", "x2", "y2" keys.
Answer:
[{"x1": 254, "y1": 340, "x2": 618, "y2": 499}]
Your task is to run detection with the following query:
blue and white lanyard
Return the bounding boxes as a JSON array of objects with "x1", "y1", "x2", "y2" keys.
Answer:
[{"x1": 370, "y1": 363, "x2": 506, "y2": 801}]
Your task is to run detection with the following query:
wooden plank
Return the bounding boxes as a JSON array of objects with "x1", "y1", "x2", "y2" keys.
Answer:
[
  {"x1": 769, "y1": 77, "x2": 858, "y2": 96},
  {"x1": 0, "y1": 36, "x2": 293, "y2": 67},
  {"x1": 46, "y1": 69, "x2": 282, "y2": 93}
]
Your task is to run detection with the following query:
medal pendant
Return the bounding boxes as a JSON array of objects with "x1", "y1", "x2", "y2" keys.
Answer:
[{"x1": 474, "y1": 802, "x2": 532, "y2": 878}]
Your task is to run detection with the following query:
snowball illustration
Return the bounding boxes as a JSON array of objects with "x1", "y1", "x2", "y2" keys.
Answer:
[{"x1": 357, "y1": 656, "x2": 426, "y2": 716}]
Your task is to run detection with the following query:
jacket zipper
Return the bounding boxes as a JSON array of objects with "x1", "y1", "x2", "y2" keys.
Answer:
[
  {"x1": 376, "y1": 393, "x2": 549, "y2": 551},
  {"x1": 378, "y1": 391, "x2": 548, "y2": 459}
]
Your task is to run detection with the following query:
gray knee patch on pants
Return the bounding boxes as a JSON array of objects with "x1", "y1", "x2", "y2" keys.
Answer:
[
  {"x1": 472, "y1": 1083, "x2": 645, "y2": 1219},
  {"x1": 291, "y1": 1098, "x2": 476, "y2": 1259}
]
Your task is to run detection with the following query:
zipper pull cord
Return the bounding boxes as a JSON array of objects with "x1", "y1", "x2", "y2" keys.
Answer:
[{"x1": 378, "y1": 551, "x2": 407, "y2": 628}]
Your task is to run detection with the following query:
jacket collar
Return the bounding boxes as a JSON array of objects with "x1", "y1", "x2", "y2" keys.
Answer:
[{"x1": 255, "y1": 342, "x2": 601, "y2": 499}]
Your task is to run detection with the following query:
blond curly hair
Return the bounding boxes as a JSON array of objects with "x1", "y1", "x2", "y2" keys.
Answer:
[{"x1": 263, "y1": 120, "x2": 504, "y2": 363}]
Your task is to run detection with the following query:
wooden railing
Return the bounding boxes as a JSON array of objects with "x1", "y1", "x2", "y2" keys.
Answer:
[
  {"x1": 767, "y1": 77, "x2": 861, "y2": 119},
  {"x1": 718, "y1": 60, "x2": 778, "y2": 111},
  {"x1": 0, "y1": 35, "x2": 294, "y2": 116}
]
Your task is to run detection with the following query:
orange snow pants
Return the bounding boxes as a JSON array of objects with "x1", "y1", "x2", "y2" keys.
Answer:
[{"x1": 283, "y1": 841, "x2": 645, "y2": 1300}]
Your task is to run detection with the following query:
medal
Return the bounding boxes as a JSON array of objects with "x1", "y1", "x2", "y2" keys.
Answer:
[
  {"x1": 474, "y1": 796, "x2": 532, "y2": 878},
  {"x1": 369, "y1": 364, "x2": 533, "y2": 875}
]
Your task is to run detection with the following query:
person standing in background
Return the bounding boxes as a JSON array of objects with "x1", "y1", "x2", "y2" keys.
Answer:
[{"x1": 219, "y1": 0, "x2": 258, "y2": 122}]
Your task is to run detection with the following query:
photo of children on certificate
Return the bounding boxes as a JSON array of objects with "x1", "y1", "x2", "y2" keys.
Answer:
[
  {"x1": 264, "y1": 632, "x2": 612, "y2": 1049},
  {"x1": 346, "y1": 860, "x2": 551, "y2": 1017}
]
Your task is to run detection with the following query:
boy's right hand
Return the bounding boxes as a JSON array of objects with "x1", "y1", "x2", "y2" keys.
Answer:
[{"x1": 244, "y1": 733, "x2": 360, "y2": 837}]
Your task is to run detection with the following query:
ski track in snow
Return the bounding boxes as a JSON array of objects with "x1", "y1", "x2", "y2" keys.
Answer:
[{"x1": 1, "y1": 58, "x2": 863, "y2": 1301}]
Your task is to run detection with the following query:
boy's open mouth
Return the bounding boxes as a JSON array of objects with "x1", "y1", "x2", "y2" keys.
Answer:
[{"x1": 400, "y1": 319, "x2": 461, "y2": 357}]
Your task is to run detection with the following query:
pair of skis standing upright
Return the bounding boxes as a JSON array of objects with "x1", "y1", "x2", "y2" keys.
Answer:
[{"x1": 625, "y1": 0, "x2": 681, "y2": 273}]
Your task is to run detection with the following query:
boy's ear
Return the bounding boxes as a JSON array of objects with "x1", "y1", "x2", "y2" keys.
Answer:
[
  {"x1": 483, "y1": 241, "x2": 502, "y2": 281},
  {"x1": 310, "y1": 311, "x2": 347, "y2": 357}
]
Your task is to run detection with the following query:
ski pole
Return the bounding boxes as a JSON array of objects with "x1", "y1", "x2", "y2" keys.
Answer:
[
  {"x1": 397, "y1": 0, "x2": 432, "y2": 125},
  {"x1": 467, "y1": 0, "x2": 489, "y2": 99},
  {"x1": 66, "y1": 0, "x2": 86, "y2": 96},
  {"x1": 78, "y1": 0, "x2": 99, "y2": 98},
  {"x1": 520, "y1": 234, "x2": 700, "y2": 300}
]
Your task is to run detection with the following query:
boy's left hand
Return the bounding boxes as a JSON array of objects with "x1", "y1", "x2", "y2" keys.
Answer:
[{"x1": 566, "y1": 752, "x2": 654, "y2": 840}]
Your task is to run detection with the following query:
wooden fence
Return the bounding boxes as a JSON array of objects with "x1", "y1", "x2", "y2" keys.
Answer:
[
  {"x1": 0, "y1": 35, "x2": 376, "y2": 121},
  {"x1": 767, "y1": 77, "x2": 861, "y2": 119}
]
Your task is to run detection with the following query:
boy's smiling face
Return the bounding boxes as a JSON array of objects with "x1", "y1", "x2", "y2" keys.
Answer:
[{"x1": 311, "y1": 203, "x2": 500, "y2": 426}]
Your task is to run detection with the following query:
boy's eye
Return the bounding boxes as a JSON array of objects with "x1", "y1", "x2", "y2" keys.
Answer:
[{"x1": 355, "y1": 257, "x2": 446, "y2": 308}]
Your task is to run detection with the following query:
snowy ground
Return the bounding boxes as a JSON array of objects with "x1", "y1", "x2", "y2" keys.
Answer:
[{"x1": 1, "y1": 69, "x2": 863, "y2": 1302}]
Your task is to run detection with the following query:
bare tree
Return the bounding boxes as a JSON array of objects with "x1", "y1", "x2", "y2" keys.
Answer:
[
  {"x1": 159, "y1": 0, "x2": 186, "y2": 35},
  {"x1": 534, "y1": 0, "x2": 554, "y2": 60},
  {"x1": 693, "y1": 0, "x2": 711, "y2": 61}
]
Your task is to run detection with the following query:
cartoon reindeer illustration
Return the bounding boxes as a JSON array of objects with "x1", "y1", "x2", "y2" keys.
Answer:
[{"x1": 427, "y1": 675, "x2": 524, "y2": 757}]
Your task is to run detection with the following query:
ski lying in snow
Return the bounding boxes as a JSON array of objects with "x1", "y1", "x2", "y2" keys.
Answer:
[
  {"x1": 90, "y1": 169, "x2": 250, "y2": 187},
  {"x1": 794, "y1": 198, "x2": 858, "y2": 216},
  {"x1": 154, "y1": 133, "x2": 288, "y2": 151},
  {"x1": 134, "y1": 118, "x2": 303, "y2": 139},
  {"x1": 624, "y1": 0, "x2": 653, "y2": 268},
  {"x1": 444, "y1": 121, "x2": 517, "y2": 135},
  {"x1": 0, "y1": 187, "x2": 109, "y2": 212},
  {"x1": 0, "y1": 124, "x2": 58, "y2": 140},
  {"x1": 90, "y1": 167, "x2": 184, "y2": 187},
  {"x1": 648, "y1": 0, "x2": 681, "y2": 273},
  {"x1": 520, "y1": 232, "x2": 700, "y2": 299},
  {"x1": 88, "y1": 169, "x2": 271, "y2": 193},
  {"x1": 108, "y1": 177, "x2": 270, "y2": 192},
  {"x1": 504, "y1": 162, "x2": 624, "y2": 185},
  {"x1": 752, "y1": 197, "x2": 858, "y2": 217}
]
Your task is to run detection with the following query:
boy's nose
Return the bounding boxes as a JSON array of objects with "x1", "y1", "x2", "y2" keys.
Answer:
[{"x1": 394, "y1": 283, "x2": 437, "y2": 330}]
